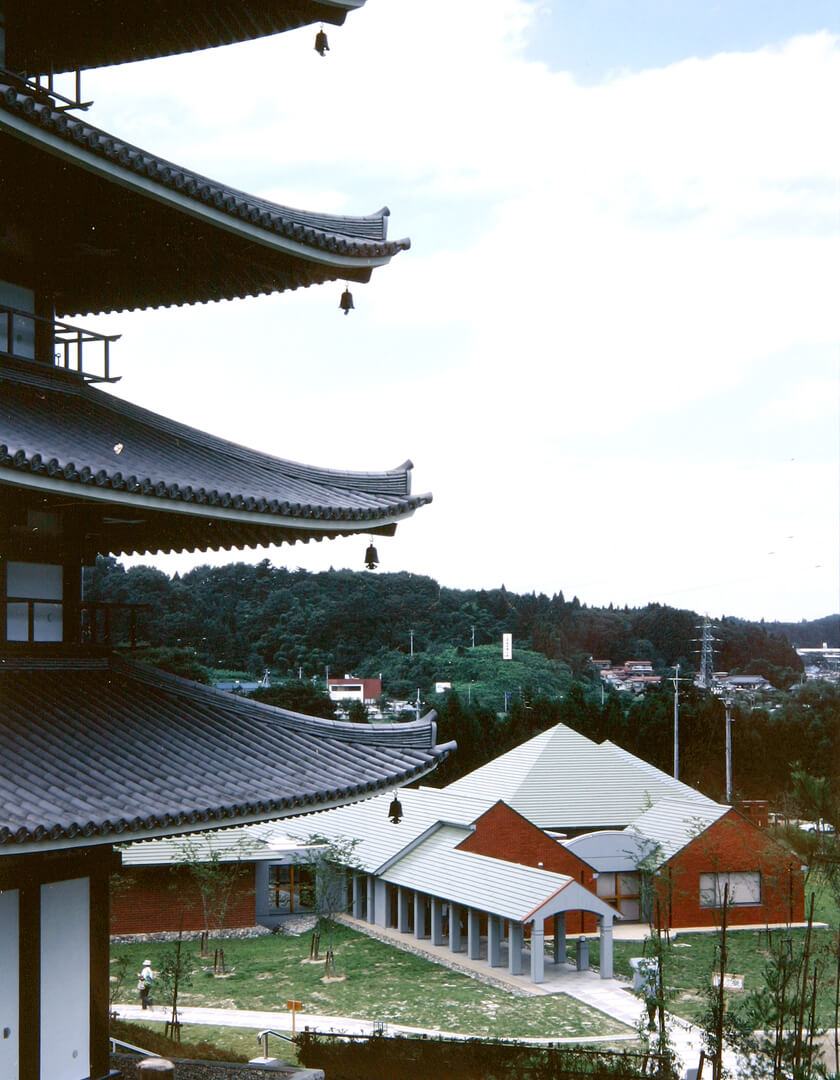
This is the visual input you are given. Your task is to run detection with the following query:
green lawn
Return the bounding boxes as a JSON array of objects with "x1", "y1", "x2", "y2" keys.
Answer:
[
  {"x1": 111, "y1": 925, "x2": 632, "y2": 1041},
  {"x1": 581, "y1": 906, "x2": 838, "y2": 1026}
]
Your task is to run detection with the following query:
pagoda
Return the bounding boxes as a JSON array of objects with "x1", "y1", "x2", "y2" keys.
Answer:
[{"x1": 0, "y1": 5, "x2": 450, "y2": 1079}]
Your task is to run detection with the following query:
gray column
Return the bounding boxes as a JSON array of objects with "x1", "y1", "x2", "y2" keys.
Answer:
[
  {"x1": 397, "y1": 888, "x2": 411, "y2": 933},
  {"x1": 373, "y1": 880, "x2": 388, "y2": 928},
  {"x1": 414, "y1": 893, "x2": 427, "y2": 939},
  {"x1": 599, "y1": 915, "x2": 614, "y2": 979},
  {"x1": 488, "y1": 915, "x2": 503, "y2": 967},
  {"x1": 352, "y1": 875, "x2": 363, "y2": 919},
  {"x1": 530, "y1": 922, "x2": 545, "y2": 983},
  {"x1": 553, "y1": 912, "x2": 566, "y2": 964},
  {"x1": 508, "y1": 922, "x2": 524, "y2": 975},
  {"x1": 366, "y1": 876, "x2": 376, "y2": 924},
  {"x1": 467, "y1": 908, "x2": 481, "y2": 959},
  {"x1": 430, "y1": 897, "x2": 444, "y2": 945},
  {"x1": 449, "y1": 903, "x2": 462, "y2": 953}
]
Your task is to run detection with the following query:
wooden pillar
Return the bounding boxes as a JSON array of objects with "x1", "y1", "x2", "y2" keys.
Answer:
[
  {"x1": 19, "y1": 879, "x2": 39, "y2": 1080},
  {"x1": 90, "y1": 860, "x2": 111, "y2": 1079}
]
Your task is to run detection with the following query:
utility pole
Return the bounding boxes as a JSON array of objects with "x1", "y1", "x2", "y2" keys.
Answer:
[
  {"x1": 724, "y1": 691, "x2": 735, "y2": 803},
  {"x1": 673, "y1": 663, "x2": 680, "y2": 780},
  {"x1": 471, "y1": 625, "x2": 475, "y2": 649},
  {"x1": 409, "y1": 628, "x2": 414, "y2": 657},
  {"x1": 415, "y1": 688, "x2": 421, "y2": 721}
]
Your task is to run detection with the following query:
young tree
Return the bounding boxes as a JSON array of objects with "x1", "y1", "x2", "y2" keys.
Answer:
[
  {"x1": 174, "y1": 838, "x2": 252, "y2": 946},
  {"x1": 295, "y1": 835, "x2": 361, "y2": 977}
]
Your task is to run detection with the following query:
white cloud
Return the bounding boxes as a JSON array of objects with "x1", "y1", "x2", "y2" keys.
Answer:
[{"x1": 84, "y1": 7, "x2": 839, "y2": 621}]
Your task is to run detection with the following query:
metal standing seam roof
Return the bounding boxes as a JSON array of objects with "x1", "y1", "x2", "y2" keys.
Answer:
[
  {"x1": 279, "y1": 788, "x2": 495, "y2": 874},
  {"x1": 562, "y1": 830, "x2": 657, "y2": 874},
  {"x1": 119, "y1": 824, "x2": 306, "y2": 866},
  {"x1": 379, "y1": 825, "x2": 619, "y2": 925},
  {"x1": 0, "y1": 75, "x2": 409, "y2": 313},
  {"x1": 0, "y1": 361, "x2": 431, "y2": 554},
  {"x1": 6, "y1": 0, "x2": 366, "y2": 75},
  {"x1": 444, "y1": 723, "x2": 719, "y2": 830},
  {"x1": 0, "y1": 654, "x2": 455, "y2": 852},
  {"x1": 624, "y1": 797, "x2": 731, "y2": 867}
]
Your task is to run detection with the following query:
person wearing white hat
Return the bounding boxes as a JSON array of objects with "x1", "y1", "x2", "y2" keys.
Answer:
[{"x1": 137, "y1": 959, "x2": 154, "y2": 1010}]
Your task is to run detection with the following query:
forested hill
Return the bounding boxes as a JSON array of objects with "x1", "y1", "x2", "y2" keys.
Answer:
[{"x1": 85, "y1": 557, "x2": 820, "y2": 684}]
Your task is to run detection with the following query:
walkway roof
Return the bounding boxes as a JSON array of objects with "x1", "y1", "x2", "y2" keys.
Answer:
[
  {"x1": 444, "y1": 723, "x2": 719, "y2": 830},
  {"x1": 0, "y1": 359, "x2": 430, "y2": 556},
  {"x1": 380, "y1": 824, "x2": 620, "y2": 925},
  {"x1": 0, "y1": 654, "x2": 454, "y2": 854},
  {"x1": 280, "y1": 787, "x2": 495, "y2": 874},
  {"x1": 5, "y1": 0, "x2": 365, "y2": 75},
  {"x1": 0, "y1": 75, "x2": 408, "y2": 315}
]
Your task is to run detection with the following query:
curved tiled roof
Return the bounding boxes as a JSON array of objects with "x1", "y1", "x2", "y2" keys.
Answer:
[
  {"x1": 0, "y1": 359, "x2": 431, "y2": 555},
  {"x1": 0, "y1": 75, "x2": 409, "y2": 314},
  {"x1": 0, "y1": 654, "x2": 454, "y2": 850},
  {"x1": 5, "y1": 0, "x2": 365, "y2": 75}
]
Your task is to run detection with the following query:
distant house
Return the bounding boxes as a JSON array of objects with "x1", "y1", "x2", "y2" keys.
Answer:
[
  {"x1": 599, "y1": 659, "x2": 661, "y2": 693},
  {"x1": 327, "y1": 675, "x2": 383, "y2": 705}
]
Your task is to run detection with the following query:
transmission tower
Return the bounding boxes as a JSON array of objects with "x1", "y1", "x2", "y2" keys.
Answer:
[{"x1": 695, "y1": 617, "x2": 717, "y2": 690}]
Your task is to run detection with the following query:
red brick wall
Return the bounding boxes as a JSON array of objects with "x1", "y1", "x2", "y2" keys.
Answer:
[
  {"x1": 657, "y1": 810, "x2": 804, "y2": 930},
  {"x1": 456, "y1": 801, "x2": 600, "y2": 933},
  {"x1": 111, "y1": 864, "x2": 256, "y2": 935}
]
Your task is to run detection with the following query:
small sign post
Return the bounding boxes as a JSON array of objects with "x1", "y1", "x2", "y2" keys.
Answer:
[
  {"x1": 286, "y1": 999, "x2": 303, "y2": 1036},
  {"x1": 502, "y1": 633, "x2": 512, "y2": 660}
]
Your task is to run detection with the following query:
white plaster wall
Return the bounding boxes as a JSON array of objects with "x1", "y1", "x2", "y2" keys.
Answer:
[
  {"x1": 40, "y1": 877, "x2": 89, "y2": 1080},
  {"x1": 0, "y1": 889, "x2": 19, "y2": 1080}
]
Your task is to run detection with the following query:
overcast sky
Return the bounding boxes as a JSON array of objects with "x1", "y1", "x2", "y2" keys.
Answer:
[{"x1": 76, "y1": 0, "x2": 839, "y2": 624}]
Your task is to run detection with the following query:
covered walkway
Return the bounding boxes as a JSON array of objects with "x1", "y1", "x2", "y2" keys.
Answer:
[{"x1": 348, "y1": 826, "x2": 620, "y2": 983}]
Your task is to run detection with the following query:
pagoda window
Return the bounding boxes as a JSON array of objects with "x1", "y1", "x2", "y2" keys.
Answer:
[
  {"x1": 0, "y1": 280, "x2": 36, "y2": 360},
  {"x1": 6, "y1": 561, "x2": 63, "y2": 643}
]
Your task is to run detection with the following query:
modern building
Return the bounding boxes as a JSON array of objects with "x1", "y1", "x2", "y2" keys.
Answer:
[
  {"x1": 116, "y1": 722, "x2": 805, "y2": 990},
  {"x1": 0, "y1": 4, "x2": 449, "y2": 1079},
  {"x1": 327, "y1": 675, "x2": 383, "y2": 706}
]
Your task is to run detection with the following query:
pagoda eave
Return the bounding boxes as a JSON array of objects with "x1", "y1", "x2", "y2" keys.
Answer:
[
  {"x1": 5, "y1": 0, "x2": 367, "y2": 76},
  {"x1": 1, "y1": 83, "x2": 409, "y2": 314}
]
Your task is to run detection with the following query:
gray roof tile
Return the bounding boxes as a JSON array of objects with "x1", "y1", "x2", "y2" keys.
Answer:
[
  {"x1": 0, "y1": 360, "x2": 431, "y2": 554},
  {"x1": 0, "y1": 654, "x2": 454, "y2": 849}
]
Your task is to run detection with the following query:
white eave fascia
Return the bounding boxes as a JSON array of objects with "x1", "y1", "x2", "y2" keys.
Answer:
[
  {"x1": 0, "y1": 470, "x2": 417, "y2": 533},
  {"x1": 0, "y1": 110, "x2": 390, "y2": 272}
]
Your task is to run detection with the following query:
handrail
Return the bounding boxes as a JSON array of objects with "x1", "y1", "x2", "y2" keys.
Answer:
[
  {"x1": 256, "y1": 1028, "x2": 295, "y2": 1060},
  {"x1": 0, "y1": 303, "x2": 120, "y2": 382},
  {"x1": 109, "y1": 1035, "x2": 161, "y2": 1057}
]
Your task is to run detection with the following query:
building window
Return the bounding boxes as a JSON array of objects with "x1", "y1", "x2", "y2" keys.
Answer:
[
  {"x1": 699, "y1": 872, "x2": 761, "y2": 908},
  {"x1": 6, "y1": 562, "x2": 63, "y2": 642},
  {"x1": 596, "y1": 871, "x2": 641, "y2": 920},
  {"x1": 268, "y1": 865, "x2": 313, "y2": 914}
]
